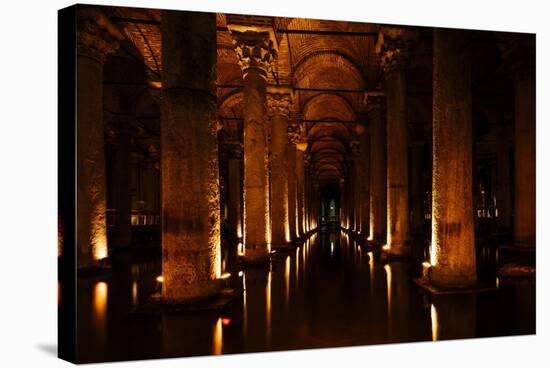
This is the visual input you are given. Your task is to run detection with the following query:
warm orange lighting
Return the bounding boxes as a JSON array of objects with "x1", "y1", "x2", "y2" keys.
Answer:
[
  {"x1": 238, "y1": 271, "x2": 243, "y2": 277},
  {"x1": 221, "y1": 317, "x2": 232, "y2": 326},
  {"x1": 431, "y1": 304, "x2": 439, "y2": 341},
  {"x1": 213, "y1": 318, "x2": 223, "y2": 355},
  {"x1": 285, "y1": 256, "x2": 291, "y2": 307},
  {"x1": 149, "y1": 80, "x2": 162, "y2": 89},
  {"x1": 495, "y1": 277, "x2": 500, "y2": 288},
  {"x1": 156, "y1": 275, "x2": 164, "y2": 283},
  {"x1": 92, "y1": 236, "x2": 108, "y2": 261},
  {"x1": 93, "y1": 281, "x2": 108, "y2": 322},
  {"x1": 384, "y1": 264, "x2": 392, "y2": 309},
  {"x1": 266, "y1": 270, "x2": 272, "y2": 338},
  {"x1": 219, "y1": 272, "x2": 231, "y2": 280},
  {"x1": 132, "y1": 281, "x2": 138, "y2": 305},
  {"x1": 382, "y1": 244, "x2": 390, "y2": 252},
  {"x1": 237, "y1": 242, "x2": 244, "y2": 256}
]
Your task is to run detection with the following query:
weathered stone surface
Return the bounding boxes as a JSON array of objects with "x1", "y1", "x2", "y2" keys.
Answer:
[
  {"x1": 296, "y1": 140, "x2": 307, "y2": 237},
  {"x1": 161, "y1": 10, "x2": 221, "y2": 302},
  {"x1": 366, "y1": 95, "x2": 386, "y2": 243},
  {"x1": 267, "y1": 89, "x2": 292, "y2": 247},
  {"x1": 430, "y1": 28, "x2": 476, "y2": 288},
  {"x1": 76, "y1": 8, "x2": 123, "y2": 268},
  {"x1": 287, "y1": 125, "x2": 300, "y2": 240}
]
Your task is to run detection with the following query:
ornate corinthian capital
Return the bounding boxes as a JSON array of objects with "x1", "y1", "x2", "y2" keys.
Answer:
[
  {"x1": 375, "y1": 27, "x2": 419, "y2": 76},
  {"x1": 77, "y1": 8, "x2": 124, "y2": 63},
  {"x1": 267, "y1": 85, "x2": 293, "y2": 118},
  {"x1": 287, "y1": 123, "x2": 304, "y2": 145},
  {"x1": 227, "y1": 24, "x2": 278, "y2": 78}
]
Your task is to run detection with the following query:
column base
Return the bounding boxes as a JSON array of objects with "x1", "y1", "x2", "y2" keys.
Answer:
[
  {"x1": 139, "y1": 286, "x2": 236, "y2": 314},
  {"x1": 381, "y1": 242, "x2": 410, "y2": 259},
  {"x1": 242, "y1": 247, "x2": 270, "y2": 267},
  {"x1": 414, "y1": 276, "x2": 496, "y2": 296},
  {"x1": 77, "y1": 258, "x2": 112, "y2": 277}
]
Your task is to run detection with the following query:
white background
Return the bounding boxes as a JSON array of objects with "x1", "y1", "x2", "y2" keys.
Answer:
[{"x1": 0, "y1": 0, "x2": 547, "y2": 366}]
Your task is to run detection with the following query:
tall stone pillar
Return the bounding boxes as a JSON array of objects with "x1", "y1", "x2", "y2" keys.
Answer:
[
  {"x1": 496, "y1": 125, "x2": 512, "y2": 234},
  {"x1": 161, "y1": 10, "x2": 221, "y2": 302},
  {"x1": 228, "y1": 23, "x2": 278, "y2": 262},
  {"x1": 267, "y1": 87, "x2": 292, "y2": 247},
  {"x1": 410, "y1": 143, "x2": 426, "y2": 237},
  {"x1": 76, "y1": 9, "x2": 123, "y2": 268},
  {"x1": 304, "y1": 154, "x2": 311, "y2": 233},
  {"x1": 376, "y1": 27, "x2": 417, "y2": 256},
  {"x1": 313, "y1": 182, "x2": 320, "y2": 229},
  {"x1": 226, "y1": 142, "x2": 243, "y2": 241},
  {"x1": 351, "y1": 141, "x2": 362, "y2": 234},
  {"x1": 339, "y1": 178, "x2": 346, "y2": 229},
  {"x1": 111, "y1": 122, "x2": 132, "y2": 248},
  {"x1": 296, "y1": 140, "x2": 308, "y2": 238},
  {"x1": 366, "y1": 94, "x2": 387, "y2": 244},
  {"x1": 501, "y1": 36, "x2": 536, "y2": 248},
  {"x1": 286, "y1": 125, "x2": 300, "y2": 241},
  {"x1": 356, "y1": 124, "x2": 370, "y2": 238},
  {"x1": 346, "y1": 159, "x2": 355, "y2": 231},
  {"x1": 430, "y1": 28, "x2": 476, "y2": 288}
]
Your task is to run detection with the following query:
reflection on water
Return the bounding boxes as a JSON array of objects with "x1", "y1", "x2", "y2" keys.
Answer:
[{"x1": 75, "y1": 230, "x2": 535, "y2": 363}]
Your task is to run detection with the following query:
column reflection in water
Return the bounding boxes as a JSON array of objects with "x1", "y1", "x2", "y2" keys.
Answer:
[
  {"x1": 212, "y1": 317, "x2": 223, "y2": 355},
  {"x1": 93, "y1": 281, "x2": 108, "y2": 335},
  {"x1": 431, "y1": 295, "x2": 477, "y2": 341},
  {"x1": 385, "y1": 262, "x2": 411, "y2": 342}
]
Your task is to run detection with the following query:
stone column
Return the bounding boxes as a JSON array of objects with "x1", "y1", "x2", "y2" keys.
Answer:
[
  {"x1": 366, "y1": 94, "x2": 387, "y2": 244},
  {"x1": 111, "y1": 122, "x2": 132, "y2": 248},
  {"x1": 346, "y1": 157, "x2": 356, "y2": 232},
  {"x1": 410, "y1": 142, "x2": 426, "y2": 237},
  {"x1": 228, "y1": 23, "x2": 278, "y2": 262},
  {"x1": 356, "y1": 124, "x2": 370, "y2": 238},
  {"x1": 350, "y1": 140, "x2": 363, "y2": 235},
  {"x1": 496, "y1": 125, "x2": 512, "y2": 234},
  {"x1": 429, "y1": 28, "x2": 476, "y2": 288},
  {"x1": 296, "y1": 140, "x2": 308, "y2": 238},
  {"x1": 287, "y1": 124, "x2": 301, "y2": 241},
  {"x1": 501, "y1": 36, "x2": 536, "y2": 248},
  {"x1": 226, "y1": 142, "x2": 243, "y2": 241},
  {"x1": 376, "y1": 27, "x2": 417, "y2": 256},
  {"x1": 267, "y1": 87, "x2": 292, "y2": 248},
  {"x1": 161, "y1": 10, "x2": 221, "y2": 302},
  {"x1": 304, "y1": 154, "x2": 311, "y2": 233},
  {"x1": 339, "y1": 178, "x2": 346, "y2": 228},
  {"x1": 313, "y1": 182, "x2": 320, "y2": 229},
  {"x1": 76, "y1": 9, "x2": 123, "y2": 268}
]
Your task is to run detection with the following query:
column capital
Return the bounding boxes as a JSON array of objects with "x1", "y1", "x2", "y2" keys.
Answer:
[
  {"x1": 375, "y1": 26, "x2": 419, "y2": 76},
  {"x1": 77, "y1": 8, "x2": 124, "y2": 63},
  {"x1": 350, "y1": 140, "x2": 361, "y2": 155},
  {"x1": 287, "y1": 123, "x2": 304, "y2": 145},
  {"x1": 267, "y1": 85, "x2": 293, "y2": 118},
  {"x1": 227, "y1": 24, "x2": 278, "y2": 79}
]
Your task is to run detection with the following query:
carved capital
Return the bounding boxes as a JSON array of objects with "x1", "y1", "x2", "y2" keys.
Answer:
[
  {"x1": 228, "y1": 25, "x2": 278, "y2": 78},
  {"x1": 376, "y1": 27, "x2": 419, "y2": 76},
  {"x1": 267, "y1": 91, "x2": 292, "y2": 118},
  {"x1": 287, "y1": 123, "x2": 303, "y2": 145},
  {"x1": 365, "y1": 93, "x2": 386, "y2": 115},
  {"x1": 350, "y1": 140, "x2": 361, "y2": 155},
  {"x1": 77, "y1": 8, "x2": 124, "y2": 63}
]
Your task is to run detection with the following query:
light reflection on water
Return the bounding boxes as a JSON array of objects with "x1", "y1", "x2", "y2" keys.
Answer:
[{"x1": 76, "y1": 231, "x2": 535, "y2": 363}]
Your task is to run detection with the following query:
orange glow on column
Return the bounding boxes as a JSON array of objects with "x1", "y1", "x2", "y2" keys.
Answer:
[
  {"x1": 92, "y1": 235, "x2": 108, "y2": 261},
  {"x1": 266, "y1": 270, "x2": 272, "y2": 338},
  {"x1": 93, "y1": 281, "x2": 108, "y2": 323},
  {"x1": 431, "y1": 304, "x2": 439, "y2": 341}
]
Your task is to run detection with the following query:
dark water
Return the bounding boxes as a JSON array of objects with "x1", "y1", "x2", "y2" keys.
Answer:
[{"x1": 74, "y1": 230, "x2": 535, "y2": 363}]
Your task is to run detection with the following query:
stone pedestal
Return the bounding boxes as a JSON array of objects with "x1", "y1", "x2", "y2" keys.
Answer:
[
  {"x1": 267, "y1": 88, "x2": 292, "y2": 248},
  {"x1": 366, "y1": 95, "x2": 387, "y2": 244},
  {"x1": 376, "y1": 27, "x2": 417, "y2": 256},
  {"x1": 76, "y1": 8, "x2": 122, "y2": 268},
  {"x1": 430, "y1": 28, "x2": 476, "y2": 288},
  {"x1": 161, "y1": 10, "x2": 221, "y2": 302},
  {"x1": 228, "y1": 24, "x2": 278, "y2": 263}
]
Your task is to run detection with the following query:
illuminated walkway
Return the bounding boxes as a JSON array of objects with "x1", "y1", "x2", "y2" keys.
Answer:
[{"x1": 76, "y1": 230, "x2": 534, "y2": 363}]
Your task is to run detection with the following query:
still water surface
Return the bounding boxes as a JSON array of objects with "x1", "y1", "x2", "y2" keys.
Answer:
[{"x1": 75, "y1": 230, "x2": 535, "y2": 363}]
